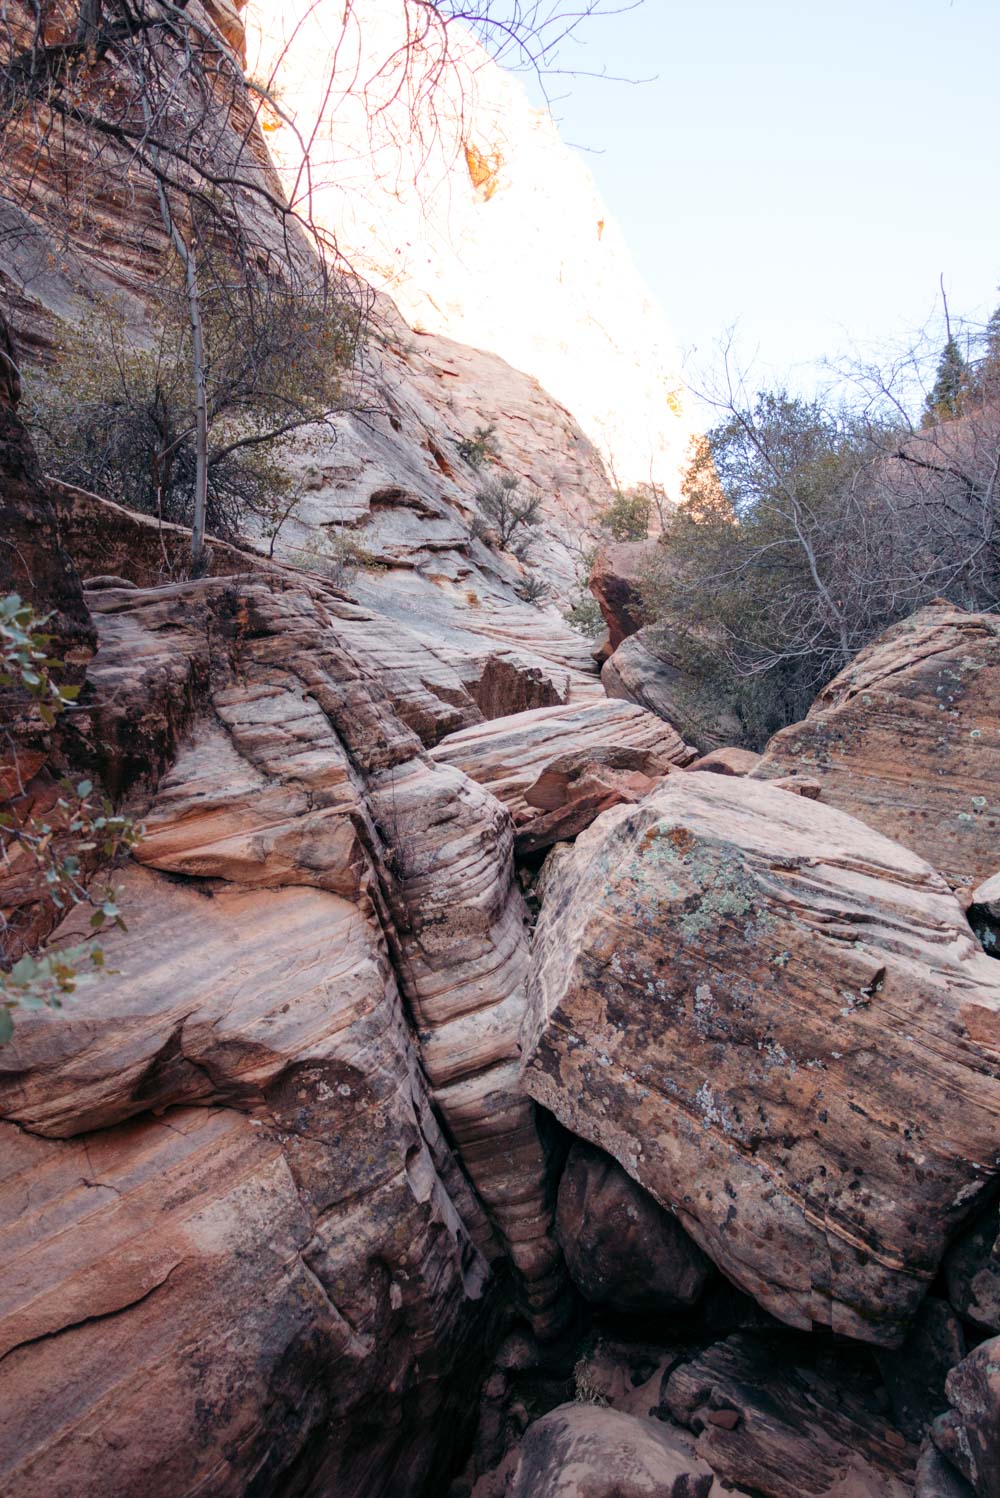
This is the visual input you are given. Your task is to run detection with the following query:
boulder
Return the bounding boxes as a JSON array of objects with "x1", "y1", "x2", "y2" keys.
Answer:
[
  {"x1": 0, "y1": 1079, "x2": 493, "y2": 1498},
  {"x1": 917, "y1": 1441, "x2": 976, "y2": 1497},
  {"x1": 969, "y1": 873, "x2": 1000, "y2": 958},
  {"x1": 431, "y1": 699, "x2": 694, "y2": 855},
  {"x1": 555, "y1": 1139, "x2": 711, "y2": 1314},
  {"x1": 932, "y1": 1335, "x2": 1000, "y2": 1496},
  {"x1": 602, "y1": 627, "x2": 742, "y2": 753},
  {"x1": 688, "y1": 747, "x2": 761, "y2": 777},
  {"x1": 589, "y1": 540, "x2": 657, "y2": 650},
  {"x1": 508, "y1": 1404, "x2": 715, "y2": 1498},
  {"x1": 752, "y1": 602, "x2": 1000, "y2": 892},
  {"x1": 522, "y1": 773, "x2": 1000, "y2": 1344},
  {"x1": 664, "y1": 1332, "x2": 916, "y2": 1497}
]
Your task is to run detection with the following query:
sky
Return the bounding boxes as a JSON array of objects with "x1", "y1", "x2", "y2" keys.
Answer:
[{"x1": 526, "y1": 0, "x2": 1000, "y2": 396}]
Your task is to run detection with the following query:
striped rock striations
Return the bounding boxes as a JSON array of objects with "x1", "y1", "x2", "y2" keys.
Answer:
[{"x1": 0, "y1": 564, "x2": 568, "y2": 1494}]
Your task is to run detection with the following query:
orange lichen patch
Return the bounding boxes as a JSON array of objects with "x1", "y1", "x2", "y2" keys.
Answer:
[{"x1": 464, "y1": 141, "x2": 503, "y2": 201}]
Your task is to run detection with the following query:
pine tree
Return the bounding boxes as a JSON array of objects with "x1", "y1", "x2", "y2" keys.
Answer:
[{"x1": 923, "y1": 336, "x2": 971, "y2": 424}]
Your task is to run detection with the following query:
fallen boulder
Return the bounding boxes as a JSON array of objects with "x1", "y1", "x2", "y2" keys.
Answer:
[
  {"x1": 688, "y1": 747, "x2": 761, "y2": 777},
  {"x1": 752, "y1": 601, "x2": 1000, "y2": 891},
  {"x1": 555, "y1": 1139, "x2": 711, "y2": 1314},
  {"x1": 589, "y1": 540, "x2": 656, "y2": 650},
  {"x1": 602, "y1": 627, "x2": 742, "y2": 753},
  {"x1": 523, "y1": 773, "x2": 1000, "y2": 1343},
  {"x1": 432, "y1": 699, "x2": 693, "y2": 854},
  {"x1": 932, "y1": 1335, "x2": 1000, "y2": 1496},
  {"x1": 508, "y1": 1403, "x2": 715, "y2": 1498}
]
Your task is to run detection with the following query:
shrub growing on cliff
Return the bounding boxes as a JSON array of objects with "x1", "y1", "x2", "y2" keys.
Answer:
[
  {"x1": 473, "y1": 473, "x2": 542, "y2": 556},
  {"x1": 597, "y1": 486, "x2": 653, "y2": 541},
  {"x1": 28, "y1": 285, "x2": 357, "y2": 551},
  {"x1": 1, "y1": 595, "x2": 140, "y2": 1038},
  {"x1": 455, "y1": 423, "x2": 499, "y2": 469}
]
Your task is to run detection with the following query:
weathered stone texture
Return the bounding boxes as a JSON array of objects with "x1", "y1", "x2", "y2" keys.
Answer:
[
  {"x1": 753, "y1": 602, "x2": 1000, "y2": 891},
  {"x1": 523, "y1": 773, "x2": 1000, "y2": 1344}
]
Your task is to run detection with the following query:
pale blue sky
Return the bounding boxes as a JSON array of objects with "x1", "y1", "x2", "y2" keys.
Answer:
[{"x1": 530, "y1": 0, "x2": 1000, "y2": 392}]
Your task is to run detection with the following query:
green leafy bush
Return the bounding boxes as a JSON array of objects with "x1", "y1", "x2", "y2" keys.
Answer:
[{"x1": 1, "y1": 595, "x2": 140, "y2": 1038}]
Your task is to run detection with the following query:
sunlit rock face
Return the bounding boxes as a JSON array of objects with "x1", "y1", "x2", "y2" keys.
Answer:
[{"x1": 245, "y1": 0, "x2": 696, "y2": 500}]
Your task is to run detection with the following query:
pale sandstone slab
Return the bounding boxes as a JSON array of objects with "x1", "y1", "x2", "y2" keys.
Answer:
[
  {"x1": 753, "y1": 602, "x2": 1000, "y2": 891},
  {"x1": 432, "y1": 698, "x2": 694, "y2": 852},
  {"x1": 509, "y1": 1404, "x2": 715, "y2": 1498},
  {"x1": 523, "y1": 773, "x2": 1000, "y2": 1344}
]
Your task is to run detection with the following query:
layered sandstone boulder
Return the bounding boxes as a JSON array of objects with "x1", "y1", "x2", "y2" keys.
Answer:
[
  {"x1": 0, "y1": 568, "x2": 567, "y2": 1493},
  {"x1": 431, "y1": 699, "x2": 693, "y2": 854},
  {"x1": 932, "y1": 1336, "x2": 1000, "y2": 1496},
  {"x1": 589, "y1": 540, "x2": 655, "y2": 649},
  {"x1": 602, "y1": 627, "x2": 742, "y2": 752},
  {"x1": 522, "y1": 773, "x2": 1000, "y2": 1344},
  {"x1": 752, "y1": 602, "x2": 1000, "y2": 891}
]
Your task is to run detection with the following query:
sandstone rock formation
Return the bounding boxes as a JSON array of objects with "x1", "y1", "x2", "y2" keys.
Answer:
[
  {"x1": 431, "y1": 699, "x2": 694, "y2": 854},
  {"x1": 752, "y1": 602, "x2": 1000, "y2": 891},
  {"x1": 245, "y1": 0, "x2": 697, "y2": 497},
  {"x1": 589, "y1": 541, "x2": 656, "y2": 650},
  {"x1": 664, "y1": 1333, "x2": 916, "y2": 1497},
  {"x1": 689, "y1": 747, "x2": 761, "y2": 777},
  {"x1": 932, "y1": 1335, "x2": 1000, "y2": 1496},
  {"x1": 555, "y1": 1139, "x2": 711, "y2": 1314},
  {"x1": 603, "y1": 627, "x2": 742, "y2": 752},
  {"x1": 0, "y1": 564, "x2": 567, "y2": 1490},
  {"x1": 523, "y1": 773, "x2": 1000, "y2": 1344},
  {"x1": 508, "y1": 1404, "x2": 715, "y2": 1498}
]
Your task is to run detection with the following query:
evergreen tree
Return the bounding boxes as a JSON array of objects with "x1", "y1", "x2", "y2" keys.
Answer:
[{"x1": 923, "y1": 336, "x2": 971, "y2": 424}]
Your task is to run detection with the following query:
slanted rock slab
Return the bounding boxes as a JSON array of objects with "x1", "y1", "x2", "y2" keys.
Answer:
[
  {"x1": 523, "y1": 773, "x2": 1000, "y2": 1343},
  {"x1": 665, "y1": 1332, "x2": 916, "y2": 1497},
  {"x1": 752, "y1": 601, "x2": 1000, "y2": 891}
]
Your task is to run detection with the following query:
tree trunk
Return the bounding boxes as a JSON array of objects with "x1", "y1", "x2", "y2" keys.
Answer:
[
  {"x1": 149, "y1": 157, "x2": 209, "y2": 571},
  {"x1": 183, "y1": 241, "x2": 209, "y2": 571}
]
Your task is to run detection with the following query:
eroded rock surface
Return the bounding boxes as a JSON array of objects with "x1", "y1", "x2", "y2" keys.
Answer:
[
  {"x1": 932, "y1": 1335, "x2": 1000, "y2": 1496},
  {"x1": 589, "y1": 541, "x2": 656, "y2": 650},
  {"x1": 523, "y1": 773, "x2": 1000, "y2": 1343},
  {"x1": 0, "y1": 569, "x2": 567, "y2": 1492},
  {"x1": 432, "y1": 699, "x2": 693, "y2": 855},
  {"x1": 753, "y1": 602, "x2": 1000, "y2": 891}
]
